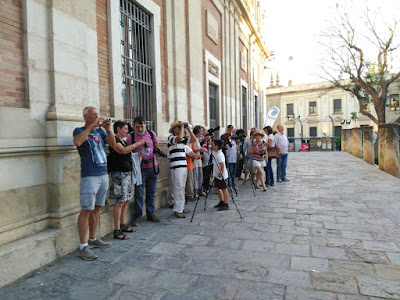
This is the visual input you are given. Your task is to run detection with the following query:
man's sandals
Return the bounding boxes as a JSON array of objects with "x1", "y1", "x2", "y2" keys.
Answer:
[{"x1": 114, "y1": 224, "x2": 136, "y2": 240}]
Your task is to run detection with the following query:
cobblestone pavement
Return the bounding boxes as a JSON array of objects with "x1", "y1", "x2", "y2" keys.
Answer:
[{"x1": 1, "y1": 152, "x2": 400, "y2": 300}]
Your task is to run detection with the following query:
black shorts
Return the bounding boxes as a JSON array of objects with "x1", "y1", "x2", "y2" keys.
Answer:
[{"x1": 214, "y1": 178, "x2": 227, "y2": 189}]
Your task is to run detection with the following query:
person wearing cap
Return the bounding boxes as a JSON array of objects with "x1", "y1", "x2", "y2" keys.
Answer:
[
  {"x1": 251, "y1": 129, "x2": 267, "y2": 191},
  {"x1": 167, "y1": 121, "x2": 200, "y2": 218}
]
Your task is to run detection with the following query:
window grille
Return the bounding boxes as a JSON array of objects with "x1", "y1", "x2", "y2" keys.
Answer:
[
  {"x1": 209, "y1": 84, "x2": 218, "y2": 129},
  {"x1": 310, "y1": 127, "x2": 317, "y2": 137},
  {"x1": 120, "y1": 0, "x2": 154, "y2": 131},
  {"x1": 242, "y1": 86, "x2": 247, "y2": 130},
  {"x1": 287, "y1": 128, "x2": 294, "y2": 137}
]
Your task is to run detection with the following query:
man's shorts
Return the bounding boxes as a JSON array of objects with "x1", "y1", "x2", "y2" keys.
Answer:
[
  {"x1": 80, "y1": 175, "x2": 109, "y2": 210},
  {"x1": 214, "y1": 178, "x2": 228, "y2": 189},
  {"x1": 110, "y1": 171, "x2": 132, "y2": 203}
]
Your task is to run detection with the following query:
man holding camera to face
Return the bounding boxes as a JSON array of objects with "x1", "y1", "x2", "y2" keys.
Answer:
[
  {"x1": 126, "y1": 116, "x2": 164, "y2": 226},
  {"x1": 168, "y1": 121, "x2": 200, "y2": 218},
  {"x1": 73, "y1": 106, "x2": 116, "y2": 260}
]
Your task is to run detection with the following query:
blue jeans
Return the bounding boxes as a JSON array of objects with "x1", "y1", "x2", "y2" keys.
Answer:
[
  {"x1": 134, "y1": 166, "x2": 158, "y2": 218},
  {"x1": 264, "y1": 158, "x2": 274, "y2": 185},
  {"x1": 277, "y1": 154, "x2": 288, "y2": 180},
  {"x1": 228, "y1": 163, "x2": 237, "y2": 187}
]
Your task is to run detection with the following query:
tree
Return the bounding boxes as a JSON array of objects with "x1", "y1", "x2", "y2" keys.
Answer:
[{"x1": 320, "y1": 3, "x2": 400, "y2": 125}]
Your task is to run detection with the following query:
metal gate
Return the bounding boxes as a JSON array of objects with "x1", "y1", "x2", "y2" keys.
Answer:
[{"x1": 120, "y1": 0, "x2": 154, "y2": 131}]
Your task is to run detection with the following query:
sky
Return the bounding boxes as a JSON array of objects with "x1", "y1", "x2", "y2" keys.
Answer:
[{"x1": 261, "y1": 0, "x2": 400, "y2": 87}]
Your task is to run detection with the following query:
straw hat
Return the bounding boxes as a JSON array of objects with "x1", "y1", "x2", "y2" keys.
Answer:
[
  {"x1": 254, "y1": 129, "x2": 265, "y2": 137},
  {"x1": 169, "y1": 121, "x2": 181, "y2": 133}
]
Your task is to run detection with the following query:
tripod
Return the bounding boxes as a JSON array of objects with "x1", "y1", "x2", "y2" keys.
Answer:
[
  {"x1": 243, "y1": 154, "x2": 256, "y2": 197},
  {"x1": 190, "y1": 137, "x2": 242, "y2": 221}
]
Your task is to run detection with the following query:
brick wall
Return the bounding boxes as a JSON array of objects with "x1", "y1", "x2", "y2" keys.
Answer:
[
  {"x1": 202, "y1": 0, "x2": 222, "y2": 124},
  {"x1": 96, "y1": 0, "x2": 111, "y2": 117},
  {"x1": 0, "y1": 0, "x2": 25, "y2": 108}
]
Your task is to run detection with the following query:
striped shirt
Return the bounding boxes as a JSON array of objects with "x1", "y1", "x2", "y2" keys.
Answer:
[
  {"x1": 168, "y1": 135, "x2": 189, "y2": 169},
  {"x1": 252, "y1": 141, "x2": 267, "y2": 161}
]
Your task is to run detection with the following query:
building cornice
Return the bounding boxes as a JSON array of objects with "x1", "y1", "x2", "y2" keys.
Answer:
[{"x1": 235, "y1": 0, "x2": 268, "y2": 57}]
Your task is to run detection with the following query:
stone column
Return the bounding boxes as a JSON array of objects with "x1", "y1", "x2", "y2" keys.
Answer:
[
  {"x1": 362, "y1": 126, "x2": 374, "y2": 165},
  {"x1": 342, "y1": 129, "x2": 350, "y2": 153},
  {"x1": 351, "y1": 128, "x2": 363, "y2": 158},
  {"x1": 378, "y1": 124, "x2": 400, "y2": 178}
]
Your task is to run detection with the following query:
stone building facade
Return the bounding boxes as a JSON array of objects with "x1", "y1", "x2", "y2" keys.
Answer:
[
  {"x1": 266, "y1": 81, "x2": 377, "y2": 139},
  {"x1": 0, "y1": 0, "x2": 267, "y2": 286}
]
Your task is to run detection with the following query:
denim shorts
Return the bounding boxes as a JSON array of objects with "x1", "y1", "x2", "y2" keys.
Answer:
[{"x1": 80, "y1": 175, "x2": 109, "y2": 210}]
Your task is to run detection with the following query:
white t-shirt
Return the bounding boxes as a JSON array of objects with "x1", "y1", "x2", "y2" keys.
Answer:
[
  {"x1": 213, "y1": 150, "x2": 228, "y2": 180},
  {"x1": 268, "y1": 134, "x2": 275, "y2": 147}
]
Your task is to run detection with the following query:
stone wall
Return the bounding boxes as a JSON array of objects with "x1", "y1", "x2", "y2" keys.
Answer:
[
  {"x1": 378, "y1": 124, "x2": 400, "y2": 178},
  {"x1": 362, "y1": 126, "x2": 374, "y2": 165}
]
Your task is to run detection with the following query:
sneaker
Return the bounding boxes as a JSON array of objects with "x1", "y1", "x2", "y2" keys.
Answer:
[
  {"x1": 131, "y1": 217, "x2": 140, "y2": 227},
  {"x1": 174, "y1": 212, "x2": 186, "y2": 218},
  {"x1": 214, "y1": 201, "x2": 224, "y2": 208},
  {"x1": 282, "y1": 178, "x2": 289, "y2": 182},
  {"x1": 277, "y1": 179, "x2": 282, "y2": 182},
  {"x1": 218, "y1": 204, "x2": 229, "y2": 211},
  {"x1": 77, "y1": 246, "x2": 97, "y2": 261},
  {"x1": 88, "y1": 238, "x2": 111, "y2": 248},
  {"x1": 200, "y1": 192, "x2": 207, "y2": 197},
  {"x1": 183, "y1": 208, "x2": 190, "y2": 213},
  {"x1": 270, "y1": 183, "x2": 275, "y2": 186},
  {"x1": 194, "y1": 194, "x2": 199, "y2": 199},
  {"x1": 147, "y1": 214, "x2": 160, "y2": 222}
]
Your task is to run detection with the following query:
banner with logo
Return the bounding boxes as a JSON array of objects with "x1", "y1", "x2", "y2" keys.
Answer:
[{"x1": 263, "y1": 106, "x2": 280, "y2": 128}]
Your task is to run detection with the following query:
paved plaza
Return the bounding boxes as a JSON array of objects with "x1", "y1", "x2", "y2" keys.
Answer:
[{"x1": 1, "y1": 152, "x2": 400, "y2": 299}]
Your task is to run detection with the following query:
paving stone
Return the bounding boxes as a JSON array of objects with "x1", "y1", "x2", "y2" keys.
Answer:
[
  {"x1": 326, "y1": 237, "x2": 362, "y2": 249},
  {"x1": 362, "y1": 241, "x2": 400, "y2": 252},
  {"x1": 210, "y1": 237, "x2": 242, "y2": 250},
  {"x1": 149, "y1": 271, "x2": 198, "y2": 294},
  {"x1": 311, "y1": 246, "x2": 347, "y2": 260},
  {"x1": 386, "y1": 252, "x2": 400, "y2": 265},
  {"x1": 373, "y1": 264, "x2": 400, "y2": 280},
  {"x1": 330, "y1": 260, "x2": 374, "y2": 277},
  {"x1": 274, "y1": 243, "x2": 310, "y2": 256},
  {"x1": 260, "y1": 232, "x2": 293, "y2": 243},
  {"x1": 267, "y1": 268, "x2": 312, "y2": 288},
  {"x1": 110, "y1": 266, "x2": 158, "y2": 286},
  {"x1": 356, "y1": 276, "x2": 400, "y2": 299},
  {"x1": 250, "y1": 252, "x2": 290, "y2": 268},
  {"x1": 233, "y1": 281, "x2": 285, "y2": 300},
  {"x1": 290, "y1": 257, "x2": 329, "y2": 272},
  {"x1": 185, "y1": 276, "x2": 238, "y2": 300},
  {"x1": 148, "y1": 242, "x2": 187, "y2": 255},
  {"x1": 346, "y1": 249, "x2": 390, "y2": 264},
  {"x1": 292, "y1": 235, "x2": 327, "y2": 247},
  {"x1": 177, "y1": 234, "x2": 211, "y2": 246},
  {"x1": 285, "y1": 287, "x2": 335, "y2": 300},
  {"x1": 311, "y1": 273, "x2": 358, "y2": 294},
  {"x1": 242, "y1": 240, "x2": 275, "y2": 252}
]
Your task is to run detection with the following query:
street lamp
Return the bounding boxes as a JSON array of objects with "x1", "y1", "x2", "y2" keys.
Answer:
[
  {"x1": 326, "y1": 116, "x2": 342, "y2": 137},
  {"x1": 287, "y1": 115, "x2": 308, "y2": 142}
]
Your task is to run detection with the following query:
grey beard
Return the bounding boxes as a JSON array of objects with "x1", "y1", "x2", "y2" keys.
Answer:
[{"x1": 136, "y1": 130, "x2": 145, "y2": 135}]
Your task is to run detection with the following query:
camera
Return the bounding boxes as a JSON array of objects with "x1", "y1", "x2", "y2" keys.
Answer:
[
  {"x1": 106, "y1": 118, "x2": 116, "y2": 123},
  {"x1": 183, "y1": 122, "x2": 189, "y2": 129},
  {"x1": 206, "y1": 125, "x2": 220, "y2": 136},
  {"x1": 154, "y1": 147, "x2": 168, "y2": 158}
]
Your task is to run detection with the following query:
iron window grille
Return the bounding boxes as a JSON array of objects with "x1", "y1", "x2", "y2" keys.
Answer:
[
  {"x1": 120, "y1": 0, "x2": 155, "y2": 131},
  {"x1": 309, "y1": 101, "x2": 317, "y2": 115}
]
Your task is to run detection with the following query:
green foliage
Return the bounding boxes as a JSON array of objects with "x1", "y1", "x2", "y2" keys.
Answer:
[
  {"x1": 350, "y1": 112, "x2": 358, "y2": 121},
  {"x1": 334, "y1": 134, "x2": 342, "y2": 150}
]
